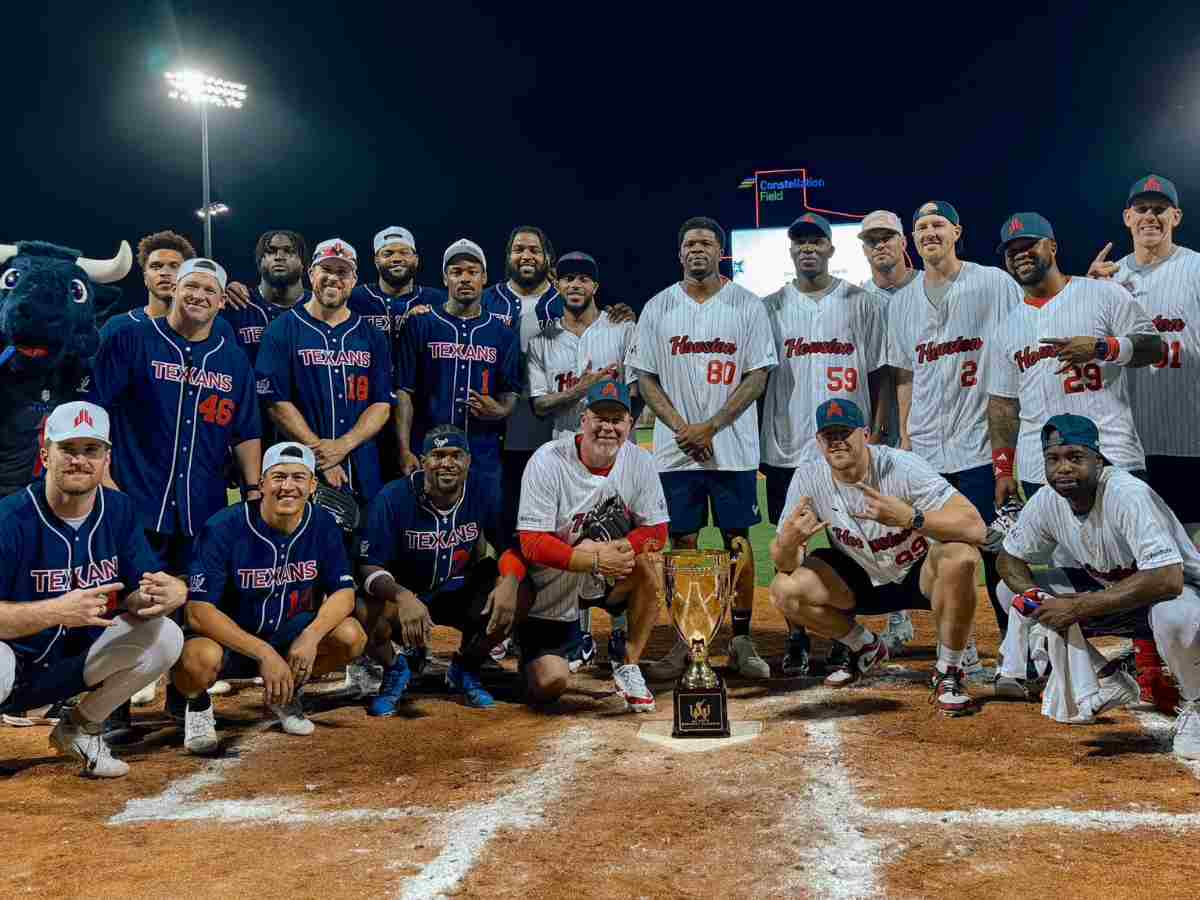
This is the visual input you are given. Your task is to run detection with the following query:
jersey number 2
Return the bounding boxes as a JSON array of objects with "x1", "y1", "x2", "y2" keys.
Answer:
[
  {"x1": 706, "y1": 361, "x2": 736, "y2": 385},
  {"x1": 198, "y1": 395, "x2": 234, "y2": 425}
]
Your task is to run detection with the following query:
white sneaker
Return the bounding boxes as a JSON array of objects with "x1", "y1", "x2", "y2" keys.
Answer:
[
  {"x1": 612, "y1": 664, "x2": 655, "y2": 713},
  {"x1": 489, "y1": 638, "x2": 512, "y2": 663},
  {"x1": 208, "y1": 680, "x2": 232, "y2": 696},
  {"x1": 881, "y1": 611, "x2": 915, "y2": 654},
  {"x1": 130, "y1": 679, "x2": 158, "y2": 707},
  {"x1": 1065, "y1": 670, "x2": 1141, "y2": 724},
  {"x1": 269, "y1": 692, "x2": 314, "y2": 736},
  {"x1": 184, "y1": 703, "x2": 219, "y2": 755},
  {"x1": 941, "y1": 637, "x2": 990, "y2": 684},
  {"x1": 729, "y1": 635, "x2": 770, "y2": 680},
  {"x1": 50, "y1": 716, "x2": 129, "y2": 778},
  {"x1": 642, "y1": 638, "x2": 690, "y2": 681},
  {"x1": 1172, "y1": 699, "x2": 1200, "y2": 760}
]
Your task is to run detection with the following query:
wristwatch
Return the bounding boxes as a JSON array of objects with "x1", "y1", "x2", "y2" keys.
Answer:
[{"x1": 910, "y1": 508, "x2": 925, "y2": 531}]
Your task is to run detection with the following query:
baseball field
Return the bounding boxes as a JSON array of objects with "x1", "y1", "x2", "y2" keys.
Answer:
[{"x1": 2, "y1": 455, "x2": 1197, "y2": 898}]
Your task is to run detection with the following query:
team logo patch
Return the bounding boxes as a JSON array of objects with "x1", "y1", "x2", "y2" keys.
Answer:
[
  {"x1": 434, "y1": 437, "x2": 449, "y2": 448},
  {"x1": 74, "y1": 408, "x2": 94, "y2": 428},
  {"x1": 602, "y1": 382, "x2": 617, "y2": 398},
  {"x1": 1145, "y1": 176, "x2": 1162, "y2": 192},
  {"x1": 918, "y1": 201, "x2": 939, "y2": 216},
  {"x1": 828, "y1": 400, "x2": 844, "y2": 418},
  {"x1": 1008, "y1": 216, "x2": 1023, "y2": 234}
]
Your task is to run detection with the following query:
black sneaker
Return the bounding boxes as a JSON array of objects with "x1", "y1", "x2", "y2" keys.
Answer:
[
  {"x1": 607, "y1": 630, "x2": 628, "y2": 671},
  {"x1": 824, "y1": 637, "x2": 888, "y2": 687},
  {"x1": 103, "y1": 700, "x2": 136, "y2": 745},
  {"x1": 782, "y1": 628, "x2": 811, "y2": 676}
]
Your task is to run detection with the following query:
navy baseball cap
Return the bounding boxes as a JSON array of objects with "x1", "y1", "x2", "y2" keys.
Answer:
[
  {"x1": 557, "y1": 251, "x2": 598, "y2": 280},
  {"x1": 997, "y1": 212, "x2": 1055, "y2": 254},
  {"x1": 1128, "y1": 174, "x2": 1179, "y2": 207},
  {"x1": 788, "y1": 212, "x2": 833, "y2": 241},
  {"x1": 816, "y1": 398, "x2": 866, "y2": 432},
  {"x1": 913, "y1": 200, "x2": 961, "y2": 226},
  {"x1": 585, "y1": 379, "x2": 630, "y2": 412},
  {"x1": 1041, "y1": 414, "x2": 1101, "y2": 456}
]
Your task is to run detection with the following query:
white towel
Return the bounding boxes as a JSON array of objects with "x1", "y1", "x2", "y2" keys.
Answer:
[{"x1": 1040, "y1": 623, "x2": 1110, "y2": 723}]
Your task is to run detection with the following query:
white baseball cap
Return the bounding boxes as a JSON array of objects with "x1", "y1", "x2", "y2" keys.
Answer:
[
  {"x1": 311, "y1": 238, "x2": 358, "y2": 270},
  {"x1": 857, "y1": 210, "x2": 904, "y2": 238},
  {"x1": 443, "y1": 238, "x2": 486, "y2": 272},
  {"x1": 177, "y1": 257, "x2": 229, "y2": 291},
  {"x1": 262, "y1": 441, "x2": 316, "y2": 475},
  {"x1": 374, "y1": 226, "x2": 416, "y2": 254},
  {"x1": 46, "y1": 401, "x2": 110, "y2": 445}
]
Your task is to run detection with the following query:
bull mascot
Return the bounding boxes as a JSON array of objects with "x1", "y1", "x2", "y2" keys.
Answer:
[{"x1": 0, "y1": 239, "x2": 132, "y2": 497}]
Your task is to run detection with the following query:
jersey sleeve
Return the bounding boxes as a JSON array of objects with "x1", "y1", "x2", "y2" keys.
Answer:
[
  {"x1": 480, "y1": 480, "x2": 509, "y2": 552},
  {"x1": 742, "y1": 298, "x2": 778, "y2": 372},
  {"x1": 1102, "y1": 282, "x2": 1157, "y2": 337},
  {"x1": 779, "y1": 465, "x2": 816, "y2": 523},
  {"x1": 87, "y1": 327, "x2": 133, "y2": 409},
  {"x1": 885, "y1": 301, "x2": 914, "y2": 370},
  {"x1": 627, "y1": 307, "x2": 660, "y2": 376},
  {"x1": 1111, "y1": 483, "x2": 1184, "y2": 572},
  {"x1": 1001, "y1": 490, "x2": 1059, "y2": 562},
  {"x1": 987, "y1": 328, "x2": 1020, "y2": 399},
  {"x1": 527, "y1": 336, "x2": 551, "y2": 399},
  {"x1": 516, "y1": 449, "x2": 561, "y2": 532},
  {"x1": 898, "y1": 453, "x2": 958, "y2": 512},
  {"x1": 496, "y1": 328, "x2": 521, "y2": 397},
  {"x1": 620, "y1": 322, "x2": 639, "y2": 385},
  {"x1": 361, "y1": 485, "x2": 403, "y2": 571},
  {"x1": 254, "y1": 320, "x2": 292, "y2": 404},
  {"x1": 187, "y1": 516, "x2": 234, "y2": 612},
  {"x1": 368, "y1": 328, "x2": 394, "y2": 405},
  {"x1": 119, "y1": 520, "x2": 163, "y2": 594},
  {"x1": 629, "y1": 451, "x2": 670, "y2": 527},
  {"x1": 319, "y1": 518, "x2": 356, "y2": 598},
  {"x1": 864, "y1": 293, "x2": 887, "y2": 373},
  {"x1": 396, "y1": 316, "x2": 421, "y2": 394},
  {"x1": 231, "y1": 353, "x2": 263, "y2": 444},
  {"x1": 0, "y1": 509, "x2": 24, "y2": 599}
]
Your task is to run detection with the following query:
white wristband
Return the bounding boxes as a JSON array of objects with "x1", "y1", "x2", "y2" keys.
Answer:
[
  {"x1": 1107, "y1": 336, "x2": 1134, "y2": 366},
  {"x1": 363, "y1": 569, "x2": 391, "y2": 597}
]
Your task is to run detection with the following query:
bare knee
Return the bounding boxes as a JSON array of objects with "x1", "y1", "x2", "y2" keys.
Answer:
[
  {"x1": 940, "y1": 542, "x2": 981, "y2": 576},
  {"x1": 770, "y1": 568, "x2": 827, "y2": 617},
  {"x1": 173, "y1": 638, "x2": 223, "y2": 694},
  {"x1": 324, "y1": 618, "x2": 368, "y2": 665},
  {"x1": 525, "y1": 657, "x2": 569, "y2": 704}
]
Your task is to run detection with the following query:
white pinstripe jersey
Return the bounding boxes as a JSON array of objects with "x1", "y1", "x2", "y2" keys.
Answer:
[
  {"x1": 627, "y1": 282, "x2": 778, "y2": 472},
  {"x1": 861, "y1": 275, "x2": 912, "y2": 445},
  {"x1": 886, "y1": 263, "x2": 1022, "y2": 473},
  {"x1": 1004, "y1": 468, "x2": 1200, "y2": 587},
  {"x1": 781, "y1": 445, "x2": 958, "y2": 586},
  {"x1": 517, "y1": 433, "x2": 669, "y2": 620},
  {"x1": 988, "y1": 277, "x2": 1156, "y2": 485},
  {"x1": 527, "y1": 312, "x2": 637, "y2": 439},
  {"x1": 1115, "y1": 245, "x2": 1200, "y2": 457},
  {"x1": 760, "y1": 279, "x2": 887, "y2": 466}
]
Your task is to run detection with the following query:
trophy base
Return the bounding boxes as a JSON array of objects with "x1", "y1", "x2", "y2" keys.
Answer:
[{"x1": 672, "y1": 674, "x2": 731, "y2": 738}]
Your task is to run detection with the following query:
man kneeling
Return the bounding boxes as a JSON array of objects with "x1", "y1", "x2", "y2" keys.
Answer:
[
  {"x1": 169, "y1": 443, "x2": 366, "y2": 752},
  {"x1": 517, "y1": 380, "x2": 668, "y2": 711},
  {"x1": 769, "y1": 399, "x2": 986, "y2": 715}
]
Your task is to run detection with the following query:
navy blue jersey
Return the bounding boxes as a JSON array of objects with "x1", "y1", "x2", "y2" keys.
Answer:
[
  {"x1": 350, "y1": 284, "x2": 449, "y2": 340},
  {"x1": 395, "y1": 308, "x2": 520, "y2": 467},
  {"x1": 0, "y1": 485, "x2": 160, "y2": 664},
  {"x1": 221, "y1": 288, "x2": 311, "y2": 366},
  {"x1": 255, "y1": 305, "x2": 394, "y2": 498},
  {"x1": 481, "y1": 282, "x2": 563, "y2": 330},
  {"x1": 360, "y1": 471, "x2": 500, "y2": 603},
  {"x1": 101, "y1": 308, "x2": 237, "y2": 349},
  {"x1": 188, "y1": 501, "x2": 354, "y2": 638},
  {"x1": 89, "y1": 318, "x2": 261, "y2": 536}
]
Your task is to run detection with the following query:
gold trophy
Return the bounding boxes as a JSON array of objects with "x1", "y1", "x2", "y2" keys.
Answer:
[{"x1": 660, "y1": 537, "x2": 749, "y2": 738}]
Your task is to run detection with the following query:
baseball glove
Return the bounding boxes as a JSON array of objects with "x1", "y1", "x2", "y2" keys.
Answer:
[
  {"x1": 583, "y1": 494, "x2": 634, "y2": 542},
  {"x1": 983, "y1": 496, "x2": 1024, "y2": 554},
  {"x1": 312, "y1": 483, "x2": 361, "y2": 533}
]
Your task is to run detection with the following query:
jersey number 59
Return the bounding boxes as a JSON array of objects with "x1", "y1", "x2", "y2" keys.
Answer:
[{"x1": 826, "y1": 366, "x2": 859, "y2": 392}]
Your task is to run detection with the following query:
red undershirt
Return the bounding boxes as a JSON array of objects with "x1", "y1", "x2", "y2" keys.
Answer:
[{"x1": 1023, "y1": 275, "x2": 1071, "y2": 309}]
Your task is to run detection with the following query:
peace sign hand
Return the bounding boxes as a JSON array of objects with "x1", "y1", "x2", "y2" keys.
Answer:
[{"x1": 850, "y1": 483, "x2": 915, "y2": 529}]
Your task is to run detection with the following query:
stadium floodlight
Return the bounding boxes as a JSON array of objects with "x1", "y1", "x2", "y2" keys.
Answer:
[
  {"x1": 165, "y1": 69, "x2": 249, "y2": 257},
  {"x1": 196, "y1": 202, "x2": 230, "y2": 219}
]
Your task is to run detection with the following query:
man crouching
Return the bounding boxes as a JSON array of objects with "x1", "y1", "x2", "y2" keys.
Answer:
[
  {"x1": 769, "y1": 399, "x2": 986, "y2": 715},
  {"x1": 516, "y1": 380, "x2": 669, "y2": 711},
  {"x1": 168, "y1": 442, "x2": 366, "y2": 752}
]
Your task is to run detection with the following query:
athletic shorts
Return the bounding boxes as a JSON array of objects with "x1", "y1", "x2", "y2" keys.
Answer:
[
  {"x1": 219, "y1": 610, "x2": 318, "y2": 679},
  {"x1": 1146, "y1": 456, "x2": 1200, "y2": 524},
  {"x1": 421, "y1": 557, "x2": 498, "y2": 632},
  {"x1": 808, "y1": 547, "x2": 930, "y2": 616},
  {"x1": 759, "y1": 462, "x2": 795, "y2": 526},
  {"x1": 0, "y1": 648, "x2": 89, "y2": 715},
  {"x1": 660, "y1": 469, "x2": 760, "y2": 536},
  {"x1": 941, "y1": 464, "x2": 996, "y2": 526},
  {"x1": 517, "y1": 615, "x2": 584, "y2": 663}
]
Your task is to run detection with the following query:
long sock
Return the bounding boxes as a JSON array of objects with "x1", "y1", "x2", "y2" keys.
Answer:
[
  {"x1": 731, "y1": 608, "x2": 751, "y2": 637},
  {"x1": 839, "y1": 624, "x2": 874, "y2": 652},
  {"x1": 937, "y1": 645, "x2": 963, "y2": 674}
]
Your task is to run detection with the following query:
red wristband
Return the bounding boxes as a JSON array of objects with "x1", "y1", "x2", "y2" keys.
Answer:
[
  {"x1": 497, "y1": 548, "x2": 527, "y2": 581},
  {"x1": 992, "y1": 448, "x2": 1014, "y2": 478},
  {"x1": 1103, "y1": 336, "x2": 1120, "y2": 362}
]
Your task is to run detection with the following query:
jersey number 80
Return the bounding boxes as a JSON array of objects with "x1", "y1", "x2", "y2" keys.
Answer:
[{"x1": 706, "y1": 360, "x2": 736, "y2": 385}]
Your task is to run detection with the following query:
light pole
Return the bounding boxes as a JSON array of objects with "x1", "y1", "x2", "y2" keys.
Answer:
[{"x1": 165, "y1": 70, "x2": 247, "y2": 258}]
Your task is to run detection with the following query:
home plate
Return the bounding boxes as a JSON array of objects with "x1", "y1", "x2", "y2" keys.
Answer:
[{"x1": 636, "y1": 720, "x2": 763, "y2": 752}]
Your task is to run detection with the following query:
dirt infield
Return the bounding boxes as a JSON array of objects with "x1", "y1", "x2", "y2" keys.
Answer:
[{"x1": 4, "y1": 590, "x2": 1200, "y2": 899}]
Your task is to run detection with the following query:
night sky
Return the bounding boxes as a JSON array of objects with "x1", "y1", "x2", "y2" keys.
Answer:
[{"x1": 7, "y1": 2, "x2": 1200, "y2": 311}]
